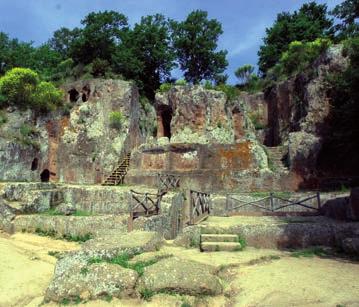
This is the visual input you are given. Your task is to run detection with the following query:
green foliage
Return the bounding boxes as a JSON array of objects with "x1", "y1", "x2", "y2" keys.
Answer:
[
  {"x1": 175, "y1": 79, "x2": 187, "y2": 85},
  {"x1": 215, "y1": 84, "x2": 240, "y2": 102},
  {"x1": 0, "y1": 110, "x2": 7, "y2": 126},
  {"x1": 235, "y1": 64, "x2": 254, "y2": 84},
  {"x1": 272, "y1": 38, "x2": 331, "y2": 78},
  {"x1": 291, "y1": 247, "x2": 329, "y2": 258},
  {"x1": 248, "y1": 111, "x2": 267, "y2": 130},
  {"x1": 109, "y1": 111, "x2": 124, "y2": 129},
  {"x1": 0, "y1": 67, "x2": 38, "y2": 107},
  {"x1": 0, "y1": 67, "x2": 63, "y2": 112},
  {"x1": 139, "y1": 288, "x2": 155, "y2": 301},
  {"x1": 330, "y1": 0, "x2": 359, "y2": 39},
  {"x1": 258, "y1": 2, "x2": 333, "y2": 74},
  {"x1": 171, "y1": 10, "x2": 228, "y2": 84},
  {"x1": 80, "y1": 267, "x2": 89, "y2": 275},
  {"x1": 63, "y1": 233, "x2": 93, "y2": 242},
  {"x1": 237, "y1": 236, "x2": 247, "y2": 250},
  {"x1": 157, "y1": 82, "x2": 172, "y2": 93}
]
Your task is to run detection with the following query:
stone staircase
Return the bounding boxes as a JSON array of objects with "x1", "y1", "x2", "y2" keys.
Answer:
[
  {"x1": 200, "y1": 234, "x2": 242, "y2": 252},
  {"x1": 102, "y1": 153, "x2": 131, "y2": 186},
  {"x1": 265, "y1": 146, "x2": 289, "y2": 173}
]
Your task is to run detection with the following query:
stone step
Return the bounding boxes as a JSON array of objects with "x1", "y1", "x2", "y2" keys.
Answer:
[
  {"x1": 201, "y1": 242, "x2": 242, "y2": 252},
  {"x1": 201, "y1": 234, "x2": 238, "y2": 243}
]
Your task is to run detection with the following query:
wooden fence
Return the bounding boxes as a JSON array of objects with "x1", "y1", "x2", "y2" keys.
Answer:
[
  {"x1": 157, "y1": 173, "x2": 180, "y2": 192},
  {"x1": 128, "y1": 189, "x2": 166, "y2": 231},
  {"x1": 226, "y1": 192, "x2": 321, "y2": 216},
  {"x1": 189, "y1": 190, "x2": 211, "y2": 225}
]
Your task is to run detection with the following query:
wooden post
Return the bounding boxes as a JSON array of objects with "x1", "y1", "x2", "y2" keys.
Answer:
[
  {"x1": 270, "y1": 192, "x2": 274, "y2": 212},
  {"x1": 317, "y1": 192, "x2": 321, "y2": 211},
  {"x1": 225, "y1": 193, "x2": 229, "y2": 215}
]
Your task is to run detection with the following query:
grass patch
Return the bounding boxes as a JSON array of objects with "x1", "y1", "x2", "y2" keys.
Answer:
[
  {"x1": 80, "y1": 267, "x2": 89, "y2": 275},
  {"x1": 48, "y1": 250, "x2": 61, "y2": 258},
  {"x1": 291, "y1": 247, "x2": 329, "y2": 258},
  {"x1": 139, "y1": 288, "x2": 155, "y2": 301},
  {"x1": 88, "y1": 252, "x2": 158, "y2": 276},
  {"x1": 63, "y1": 233, "x2": 93, "y2": 242},
  {"x1": 236, "y1": 236, "x2": 247, "y2": 251},
  {"x1": 72, "y1": 210, "x2": 92, "y2": 217}
]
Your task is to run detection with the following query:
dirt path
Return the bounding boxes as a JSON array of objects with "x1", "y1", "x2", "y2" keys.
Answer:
[
  {"x1": 1, "y1": 232, "x2": 359, "y2": 307},
  {"x1": 0, "y1": 231, "x2": 79, "y2": 307}
]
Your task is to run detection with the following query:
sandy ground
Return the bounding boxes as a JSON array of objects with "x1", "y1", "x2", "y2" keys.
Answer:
[{"x1": 1, "y1": 232, "x2": 359, "y2": 307}]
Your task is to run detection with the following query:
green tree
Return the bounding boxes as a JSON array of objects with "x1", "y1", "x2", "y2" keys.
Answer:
[
  {"x1": 235, "y1": 64, "x2": 255, "y2": 84},
  {"x1": 331, "y1": 0, "x2": 359, "y2": 39},
  {"x1": 258, "y1": 2, "x2": 333, "y2": 75},
  {"x1": 172, "y1": 10, "x2": 228, "y2": 84},
  {"x1": 31, "y1": 81, "x2": 63, "y2": 111},
  {"x1": 70, "y1": 11, "x2": 128, "y2": 65},
  {"x1": 48, "y1": 27, "x2": 82, "y2": 59},
  {"x1": 115, "y1": 14, "x2": 176, "y2": 98}
]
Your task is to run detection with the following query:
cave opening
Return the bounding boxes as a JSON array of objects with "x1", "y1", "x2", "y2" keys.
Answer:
[
  {"x1": 158, "y1": 106, "x2": 173, "y2": 139},
  {"x1": 82, "y1": 85, "x2": 90, "y2": 102},
  {"x1": 68, "y1": 89, "x2": 79, "y2": 102},
  {"x1": 31, "y1": 158, "x2": 38, "y2": 171},
  {"x1": 40, "y1": 169, "x2": 50, "y2": 182}
]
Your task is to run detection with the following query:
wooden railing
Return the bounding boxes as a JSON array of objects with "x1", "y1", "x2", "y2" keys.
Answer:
[
  {"x1": 157, "y1": 173, "x2": 180, "y2": 192},
  {"x1": 226, "y1": 192, "x2": 321, "y2": 216},
  {"x1": 128, "y1": 189, "x2": 166, "y2": 231},
  {"x1": 189, "y1": 190, "x2": 211, "y2": 225}
]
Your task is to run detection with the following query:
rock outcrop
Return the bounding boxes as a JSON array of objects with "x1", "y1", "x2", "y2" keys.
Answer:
[{"x1": 0, "y1": 79, "x2": 143, "y2": 184}]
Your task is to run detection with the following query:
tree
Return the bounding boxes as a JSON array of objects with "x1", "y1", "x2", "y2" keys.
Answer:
[
  {"x1": 172, "y1": 10, "x2": 228, "y2": 84},
  {"x1": 70, "y1": 11, "x2": 128, "y2": 65},
  {"x1": 331, "y1": 0, "x2": 359, "y2": 39},
  {"x1": 258, "y1": 2, "x2": 333, "y2": 75},
  {"x1": 235, "y1": 64, "x2": 255, "y2": 84},
  {"x1": 115, "y1": 14, "x2": 176, "y2": 98},
  {"x1": 48, "y1": 27, "x2": 82, "y2": 59}
]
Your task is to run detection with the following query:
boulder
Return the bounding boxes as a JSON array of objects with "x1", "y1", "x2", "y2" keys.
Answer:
[
  {"x1": 342, "y1": 238, "x2": 359, "y2": 255},
  {"x1": 45, "y1": 263, "x2": 138, "y2": 302},
  {"x1": 0, "y1": 198, "x2": 16, "y2": 233},
  {"x1": 347, "y1": 188, "x2": 359, "y2": 221},
  {"x1": 173, "y1": 226, "x2": 201, "y2": 248},
  {"x1": 137, "y1": 257, "x2": 222, "y2": 296},
  {"x1": 320, "y1": 197, "x2": 350, "y2": 220},
  {"x1": 82, "y1": 231, "x2": 164, "y2": 258}
]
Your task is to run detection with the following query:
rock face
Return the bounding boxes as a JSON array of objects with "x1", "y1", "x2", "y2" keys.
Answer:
[
  {"x1": 239, "y1": 45, "x2": 349, "y2": 188},
  {"x1": 0, "y1": 79, "x2": 142, "y2": 184},
  {"x1": 341, "y1": 238, "x2": 359, "y2": 255},
  {"x1": 347, "y1": 188, "x2": 359, "y2": 221},
  {"x1": 155, "y1": 86, "x2": 238, "y2": 144},
  {"x1": 137, "y1": 257, "x2": 223, "y2": 296}
]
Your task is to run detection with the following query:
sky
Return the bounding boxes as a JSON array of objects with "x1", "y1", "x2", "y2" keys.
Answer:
[{"x1": 0, "y1": 0, "x2": 342, "y2": 83}]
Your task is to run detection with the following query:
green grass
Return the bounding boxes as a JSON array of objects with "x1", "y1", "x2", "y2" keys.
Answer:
[
  {"x1": 40, "y1": 208, "x2": 92, "y2": 216},
  {"x1": 80, "y1": 267, "x2": 89, "y2": 275},
  {"x1": 139, "y1": 288, "x2": 155, "y2": 301},
  {"x1": 88, "y1": 252, "x2": 158, "y2": 276},
  {"x1": 103, "y1": 294, "x2": 113, "y2": 302},
  {"x1": 291, "y1": 247, "x2": 329, "y2": 258},
  {"x1": 63, "y1": 233, "x2": 93, "y2": 242},
  {"x1": 237, "y1": 236, "x2": 247, "y2": 250},
  {"x1": 72, "y1": 210, "x2": 92, "y2": 216}
]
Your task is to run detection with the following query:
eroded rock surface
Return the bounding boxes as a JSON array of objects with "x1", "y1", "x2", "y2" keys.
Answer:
[{"x1": 137, "y1": 257, "x2": 223, "y2": 296}]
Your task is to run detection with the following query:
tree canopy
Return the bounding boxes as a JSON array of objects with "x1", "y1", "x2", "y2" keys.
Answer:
[
  {"x1": 258, "y1": 2, "x2": 333, "y2": 75},
  {"x1": 171, "y1": 10, "x2": 228, "y2": 84}
]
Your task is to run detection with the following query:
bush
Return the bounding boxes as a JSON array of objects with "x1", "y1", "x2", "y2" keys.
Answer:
[
  {"x1": 0, "y1": 67, "x2": 63, "y2": 112},
  {"x1": 157, "y1": 82, "x2": 172, "y2": 93},
  {"x1": 175, "y1": 79, "x2": 187, "y2": 85},
  {"x1": 0, "y1": 67, "x2": 38, "y2": 107},
  {"x1": 0, "y1": 110, "x2": 7, "y2": 126},
  {"x1": 32, "y1": 81, "x2": 63, "y2": 112},
  {"x1": 274, "y1": 38, "x2": 332, "y2": 78},
  {"x1": 109, "y1": 111, "x2": 124, "y2": 129},
  {"x1": 215, "y1": 84, "x2": 240, "y2": 102}
]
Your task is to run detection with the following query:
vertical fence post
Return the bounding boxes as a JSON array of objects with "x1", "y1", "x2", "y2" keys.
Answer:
[
  {"x1": 316, "y1": 192, "x2": 321, "y2": 211},
  {"x1": 270, "y1": 192, "x2": 274, "y2": 212}
]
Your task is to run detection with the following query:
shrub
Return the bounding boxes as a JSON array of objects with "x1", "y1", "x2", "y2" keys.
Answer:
[
  {"x1": 175, "y1": 79, "x2": 187, "y2": 85},
  {"x1": 203, "y1": 80, "x2": 214, "y2": 90},
  {"x1": 32, "y1": 81, "x2": 63, "y2": 112},
  {"x1": 157, "y1": 82, "x2": 172, "y2": 93},
  {"x1": 109, "y1": 111, "x2": 124, "y2": 129},
  {"x1": 0, "y1": 110, "x2": 7, "y2": 126},
  {"x1": 0, "y1": 67, "x2": 38, "y2": 107},
  {"x1": 215, "y1": 84, "x2": 240, "y2": 102}
]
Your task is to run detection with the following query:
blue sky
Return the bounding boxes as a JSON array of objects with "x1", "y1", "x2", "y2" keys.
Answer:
[{"x1": 0, "y1": 0, "x2": 342, "y2": 83}]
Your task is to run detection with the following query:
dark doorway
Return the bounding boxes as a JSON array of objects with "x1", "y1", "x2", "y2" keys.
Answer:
[
  {"x1": 160, "y1": 107, "x2": 173, "y2": 139},
  {"x1": 31, "y1": 158, "x2": 38, "y2": 171},
  {"x1": 68, "y1": 89, "x2": 79, "y2": 102},
  {"x1": 82, "y1": 85, "x2": 90, "y2": 102},
  {"x1": 40, "y1": 169, "x2": 50, "y2": 182}
]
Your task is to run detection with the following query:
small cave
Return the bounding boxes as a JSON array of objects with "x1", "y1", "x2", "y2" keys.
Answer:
[
  {"x1": 31, "y1": 158, "x2": 38, "y2": 171},
  {"x1": 81, "y1": 85, "x2": 91, "y2": 102},
  {"x1": 40, "y1": 169, "x2": 50, "y2": 182},
  {"x1": 68, "y1": 88, "x2": 80, "y2": 103},
  {"x1": 157, "y1": 105, "x2": 173, "y2": 139}
]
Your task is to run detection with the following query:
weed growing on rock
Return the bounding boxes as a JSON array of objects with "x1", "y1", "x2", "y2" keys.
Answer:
[
  {"x1": 291, "y1": 247, "x2": 329, "y2": 258},
  {"x1": 139, "y1": 288, "x2": 155, "y2": 301},
  {"x1": 237, "y1": 236, "x2": 247, "y2": 250},
  {"x1": 35, "y1": 228, "x2": 56, "y2": 237}
]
